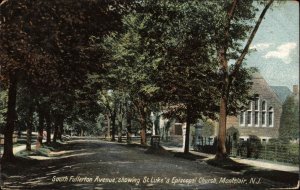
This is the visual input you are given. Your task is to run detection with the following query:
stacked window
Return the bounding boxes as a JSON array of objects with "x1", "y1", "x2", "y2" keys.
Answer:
[
  {"x1": 239, "y1": 97, "x2": 274, "y2": 127},
  {"x1": 247, "y1": 102, "x2": 252, "y2": 125},
  {"x1": 240, "y1": 112, "x2": 244, "y2": 125},
  {"x1": 254, "y1": 97, "x2": 259, "y2": 126},
  {"x1": 261, "y1": 101, "x2": 266, "y2": 126},
  {"x1": 268, "y1": 107, "x2": 274, "y2": 127}
]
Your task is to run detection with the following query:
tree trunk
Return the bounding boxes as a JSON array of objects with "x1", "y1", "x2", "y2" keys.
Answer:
[
  {"x1": 45, "y1": 111, "x2": 51, "y2": 144},
  {"x1": 36, "y1": 110, "x2": 44, "y2": 149},
  {"x1": 126, "y1": 113, "x2": 132, "y2": 144},
  {"x1": 53, "y1": 120, "x2": 58, "y2": 143},
  {"x1": 140, "y1": 115, "x2": 147, "y2": 145},
  {"x1": 184, "y1": 105, "x2": 191, "y2": 154},
  {"x1": 117, "y1": 120, "x2": 122, "y2": 142},
  {"x1": 111, "y1": 112, "x2": 116, "y2": 141},
  {"x1": 214, "y1": 0, "x2": 274, "y2": 161},
  {"x1": 26, "y1": 123, "x2": 32, "y2": 151},
  {"x1": 154, "y1": 115, "x2": 159, "y2": 136},
  {"x1": 106, "y1": 114, "x2": 111, "y2": 139},
  {"x1": 2, "y1": 73, "x2": 18, "y2": 161},
  {"x1": 216, "y1": 97, "x2": 228, "y2": 159},
  {"x1": 26, "y1": 105, "x2": 34, "y2": 151},
  {"x1": 57, "y1": 117, "x2": 63, "y2": 141}
]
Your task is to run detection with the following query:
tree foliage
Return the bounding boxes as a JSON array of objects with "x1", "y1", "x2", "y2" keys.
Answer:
[
  {"x1": 279, "y1": 95, "x2": 299, "y2": 140},
  {"x1": 0, "y1": 0, "x2": 281, "y2": 160}
]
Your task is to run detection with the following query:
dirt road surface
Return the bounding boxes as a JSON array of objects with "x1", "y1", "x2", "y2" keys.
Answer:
[{"x1": 1, "y1": 139, "x2": 297, "y2": 190}]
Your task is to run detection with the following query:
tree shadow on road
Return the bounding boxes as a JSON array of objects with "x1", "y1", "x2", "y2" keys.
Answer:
[
  {"x1": 206, "y1": 157, "x2": 299, "y2": 188},
  {"x1": 173, "y1": 152, "x2": 206, "y2": 161},
  {"x1": 207, "y1": 157, "x2": 252, "y2": 172},
  {"x1": 1, "y1": 140, "x2": 105, "y2": 189}
]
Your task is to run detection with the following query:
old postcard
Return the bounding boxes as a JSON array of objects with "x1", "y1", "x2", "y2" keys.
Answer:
[{"x1": 0, "y1": 0, "x2": 299, "y2": 189}]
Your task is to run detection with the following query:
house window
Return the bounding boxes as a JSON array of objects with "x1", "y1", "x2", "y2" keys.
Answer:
[
  {"x1": 261, "y1": 100, "x2": 266, "y2": 127},
  {"x1": 262, "y1": 101, "x2": 266, "y2": 111},
  {"x1": 240, "y1": 112, "x2": 245, "y2": 126},
  {"x1": 246, "y1": 101, "x2": 252, "y2": 126},
  {"x1": 262, "y1": 112, "x2": 266, "y2": 126},
  {"x1": 268, "y1": 107, "x2": 274, "y2": 127},
  {"x1": 254, "y1": 112, "x2": 259, "y2": 126},
  {"x1": 254, "y1": 97, "x2": 259, "y2": 110},
  {"x1": 247, "y1": 111, "x2": 252, "y2": 125},
  {"x1": 248, "y1": 102, "x2": 252, "y2": 110}
]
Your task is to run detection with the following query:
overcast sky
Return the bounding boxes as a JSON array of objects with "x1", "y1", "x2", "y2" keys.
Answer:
[{"x1": 245, "y1": 1, "x2": 299, "y2": 90}]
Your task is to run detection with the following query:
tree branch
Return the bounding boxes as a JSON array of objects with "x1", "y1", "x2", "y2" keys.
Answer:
[{"x1": 230, "y1": 0, "x2": 274, "y2": 78}]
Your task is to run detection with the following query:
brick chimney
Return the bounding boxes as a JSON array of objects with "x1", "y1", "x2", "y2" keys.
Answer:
[{"x1": 293, "y1": 85, "x2": 299, "y2": 95}]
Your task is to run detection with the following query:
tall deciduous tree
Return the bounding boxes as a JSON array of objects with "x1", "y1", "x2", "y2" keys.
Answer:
[
  {"x1": 101, "y1": 13, "x2": 160, "y2": 145},
  {"x1": 212, "y1": 0, "x2": 274, "y2": 160},
  {"x1": 145, "y1": 1, "x2": 220, "y2": 153},
  {"x1": 101, "y1": 0, "x2": 258, "y2": 150}
]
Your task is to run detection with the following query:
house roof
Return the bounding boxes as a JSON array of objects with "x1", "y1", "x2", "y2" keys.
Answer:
[
  {"x1": 251, "y1": 72, "x2": 282, "y2": 105},
  {"x1": 270, "y1": 86, "x2": 292, "y2": 103}
]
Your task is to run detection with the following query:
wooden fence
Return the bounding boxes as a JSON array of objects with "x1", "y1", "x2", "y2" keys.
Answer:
[
  {"x1": 0, "y1": 132, "x2": 18, "y2": 145},
  {"x1": 193, "y1": 137, "x2": 299, "y2": 165}
]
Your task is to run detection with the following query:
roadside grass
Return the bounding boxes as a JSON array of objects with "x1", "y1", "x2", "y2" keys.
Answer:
[
  {"x1": 15, "y1": 141, "x2": 65, "y2": 159},
  {"x1": 16, "y1": 145, "x2": 55, "y2": 158}
]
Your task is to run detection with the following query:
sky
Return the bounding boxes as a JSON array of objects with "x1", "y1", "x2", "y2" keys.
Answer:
[{"x1": 245, "y1": 1, "x2": 299, "y2": 90}]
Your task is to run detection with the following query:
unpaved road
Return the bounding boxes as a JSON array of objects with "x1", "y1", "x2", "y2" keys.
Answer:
[{"x1": 1, "y1": 139, "x2": 297, "y2": 189}]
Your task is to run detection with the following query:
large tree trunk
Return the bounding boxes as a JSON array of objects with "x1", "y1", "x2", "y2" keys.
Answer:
[
  {"x1": 106, "y1": 114, "x2": 111, "y2": 139},
  {"x1": 26, "y1": 104, "x2": 34, "y2": 151},
  {"x1": 140, "y1": 113, "x2": 147, "y2": 145},
  {"x1": 117, "y1": 120, "x2": 122, "y2": 142},
  {"x1": 216, "y1": 97, "x2": 228, "y2": 159},
  {"x1": 111, "y1": 112, "x2": 116, "y2": 141},
  {"x1": 138, "y1": 102, "x2": 147, "y2": 145},
  {"x1": 184, "y1": 105, "x2": 191, "y2": 154},
  {"x1": 214, "y1": 0, "x2": 237, "y2": 160},
  {"x1": 215, "y1": 0, "x2": 274, "y2": 161},
  {"x1": 36, "y1": 109, "x2": 44, "y2": 149},
  {"x1": 2, "y1": 73, "x2": 18, "y2": 161},
  {"x1": 57, "y1": 116, "x2": 64, "y2": 141},
  {"x1": 26, "y1": 123, "x2": 32, "y2": 151},
  {"x1": 45, "y1": 110, "x2": 51, "y2": 144},
  {"x1": 126, "y1": 113, "x2": 132, "y2": 144},
  {"x1": 53, "y1": 119, "x2": 59, "y2": 143}
]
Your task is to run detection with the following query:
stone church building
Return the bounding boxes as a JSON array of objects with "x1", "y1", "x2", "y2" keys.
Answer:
[
  {"x1": 160, "y1": 72, "x2": 298, "y2": 145},
  {"x1": 227, "y1": 72, "x2": 297, "y2": 142}
]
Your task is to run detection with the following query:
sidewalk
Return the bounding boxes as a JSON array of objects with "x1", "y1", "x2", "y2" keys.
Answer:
[{"x1": 162, "y1": 146, "x2": 299, "y2": 174}]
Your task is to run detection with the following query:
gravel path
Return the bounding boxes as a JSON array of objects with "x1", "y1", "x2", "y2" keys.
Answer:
[{"x1": 1, "y1": 139, "x2": 297, "y2": 190}]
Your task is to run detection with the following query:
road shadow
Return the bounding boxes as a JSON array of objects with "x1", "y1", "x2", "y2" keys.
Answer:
[
  {"x1": 1, "y1": 140, "x2": 103, "y2": 189},
  {"x1": 206, "y1": 157, "x2": 299, "y2": 188},
  {"x1": 243, "y1": 169, "x2": 299, "y2": 187},
  {"x1": 206, "y1": 157, "x2": 253, "y2": 172},
  {"x1": 173, "y1": 152, "x2": 206, "y2": 161},
  {"x1": 1, "y1": 140, "x2": 298, "y2": 189}
]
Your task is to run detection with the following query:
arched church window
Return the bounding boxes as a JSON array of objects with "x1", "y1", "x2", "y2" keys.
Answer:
[
  {"x1": 261, "y1": 101, "x2": 267, "y2": 126},
  {"x1": 268, "y1": 107, "x2": 274, "y2": 127}
]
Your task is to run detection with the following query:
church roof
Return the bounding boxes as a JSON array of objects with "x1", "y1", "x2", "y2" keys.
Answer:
[
  {"x1": 251, "y1": 72, "x2": 282, "y2": 105},
  {"x1": 271, "y1": 86, "x2": 292, "y2": 103}
]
